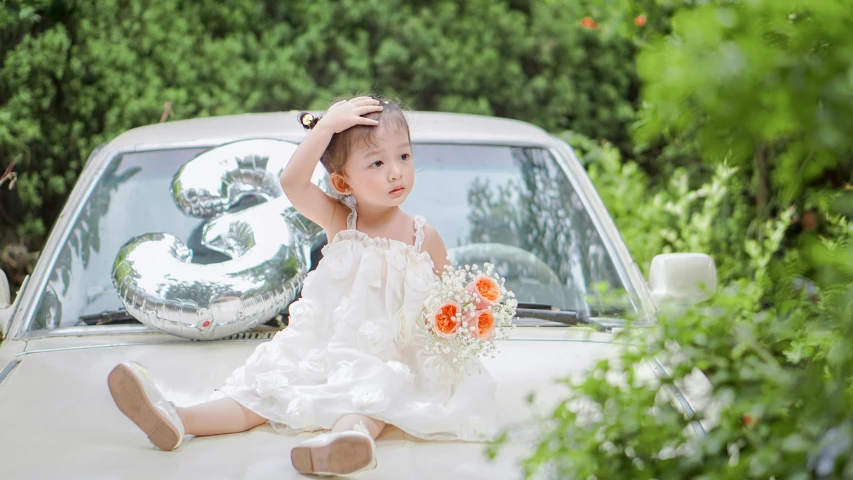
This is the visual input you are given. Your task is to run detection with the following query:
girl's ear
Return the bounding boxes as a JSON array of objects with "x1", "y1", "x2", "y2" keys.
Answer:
[{"x1": 329, "y1": 172, "x2": 351, "y2": 195}]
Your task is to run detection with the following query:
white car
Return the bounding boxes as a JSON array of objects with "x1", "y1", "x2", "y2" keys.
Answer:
[{"x1": 0, "y1": 111, "x2": 715, "y2": 479}]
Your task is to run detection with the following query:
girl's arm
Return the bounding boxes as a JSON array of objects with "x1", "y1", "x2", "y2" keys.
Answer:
[
  {"x1": 421, "y1": 225, "x2": 451, "y2": 277},
  {"x1": 280, "y1": 97, "x2": 382, "y2": 232}
]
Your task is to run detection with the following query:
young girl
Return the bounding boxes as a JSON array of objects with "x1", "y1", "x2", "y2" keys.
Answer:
[{"x1": 107, "y1": 96, "x2": 497, "y2": 476}]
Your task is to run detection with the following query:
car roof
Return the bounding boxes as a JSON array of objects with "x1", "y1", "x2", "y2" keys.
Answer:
[{"x1": 107, "y1": 111, "x2": 559, "y2": 152}]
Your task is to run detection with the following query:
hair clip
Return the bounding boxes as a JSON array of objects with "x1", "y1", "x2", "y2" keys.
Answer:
[{"x1": 298, "y1": 112, "x2": 320, "y2": 130}]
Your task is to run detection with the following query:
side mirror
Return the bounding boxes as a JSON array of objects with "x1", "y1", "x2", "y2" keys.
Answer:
[
  {"x1": 1, "y1": 269, "x2": 11, "y2": 338},
  {"x1": 648, "y1": 253, "x2": 717, "y2": 306},
  {"x1": 0, "y1": 270, "x2": 28, "y2": 338},
  {"x1": 0, "y1": 269, "x2": 10, "y2": 307}
]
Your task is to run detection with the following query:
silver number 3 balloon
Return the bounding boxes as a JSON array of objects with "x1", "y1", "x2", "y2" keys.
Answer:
[{"x1": 111, "y1": 139, "x2": 325, "y2": 340}]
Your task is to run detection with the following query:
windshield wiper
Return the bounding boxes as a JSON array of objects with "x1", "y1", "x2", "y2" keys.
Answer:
[
  {"x1": 80, "y1": 305, "x2": 623, "y2": 330},
  {"x1": 78, "y1": 308, "x2": 141, "y2": 326},
  {"x1": 514, "y1": 305, "x2": 623, "y2": 331},
  {"x1": 77, "y1": 308, "x2": 289, "y2": 328}
]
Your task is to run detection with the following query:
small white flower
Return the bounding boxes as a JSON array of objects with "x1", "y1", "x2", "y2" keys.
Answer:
[
  {"x1": 298, "y1": 349, "x2": 327, "y2": 380},
  {"x1": 285, "y1": 395, "x2": 315, "y2": 427},
  {"x1": 423, "y1": 355, "x2": 456, "y2": 385},
  {"x1": 328, "y1": 361, "x2": 355, "y2": 385},
  {"x1": 323, "y1": 242, "x2": 354, "y2": 280},
  {"x1": 255, "y1": 371, "x2": 289, "y2": 398},
  {"x1": 358, "y1": 321, "x2": 392, "y2": 355},
  {"x1": 287, "y1": 299, "x2": 324, "y2": 327},
  {"x1": 388, "y1": 249, "x2": 408, "y2": 271},
  {"x1": 350, "y1": 384, "x2": 390, "y2": 413},
  {"x1": 333, "y1": 296, "x2": 355, "y2": 324},
  {"x1": 386, "y1": 360, "x2": 415, "y2": 383}
]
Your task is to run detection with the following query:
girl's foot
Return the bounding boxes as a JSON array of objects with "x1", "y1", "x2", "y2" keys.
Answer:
[
  {"x1": 107, "y1": 361, "x2": 185, "y2": 451},
  {"x1": 290, "y1": 422, "x2": 378, "y2": 476}
]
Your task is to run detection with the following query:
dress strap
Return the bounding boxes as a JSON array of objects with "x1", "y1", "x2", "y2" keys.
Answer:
[
  {"x1": 413, "y1": 216, "x2": 427, "y2": 252},
  {"x1": 345, "y1": 204, "x2": 358, "y2": 230}
]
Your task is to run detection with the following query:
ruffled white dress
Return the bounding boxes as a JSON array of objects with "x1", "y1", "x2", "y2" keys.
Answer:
[{"x1": 217, "y1": 208, "x2": 497, "y2": 441}]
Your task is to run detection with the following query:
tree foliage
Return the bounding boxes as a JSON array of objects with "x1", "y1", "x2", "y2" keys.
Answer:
[
  {"x1": 636, "y1": 0, "x2": 853, "y2": 217},
  {"x1": 0, "y1": 0, "x2": 640, "y2": 247}
]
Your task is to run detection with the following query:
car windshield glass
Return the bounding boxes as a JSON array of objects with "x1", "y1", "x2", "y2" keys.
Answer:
[
  {"x1": 30, "y1": 143, "x2": 633, "y2": 331},
  {"x1": 405, "y1": 145, "x2": 631, "y2": 317}
]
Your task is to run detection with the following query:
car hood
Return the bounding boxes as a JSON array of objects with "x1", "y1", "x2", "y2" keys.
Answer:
[{"x1": 0, "y1": 328, "x2": 633, "y2": 479}]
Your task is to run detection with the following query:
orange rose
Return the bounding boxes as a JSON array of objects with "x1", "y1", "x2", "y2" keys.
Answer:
[
  {"x1": 472, "y1": 309, "x2": 496, "y2": 340},
  {"x1": 430, "y1": 302, "x2": 461, "y2": 338},
  {"x1": 465, "y1": 274, "x2": 501, "y2": 309}
]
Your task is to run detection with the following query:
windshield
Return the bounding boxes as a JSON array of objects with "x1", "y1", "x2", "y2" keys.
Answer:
[{"x1": 30, "y1": 143, "x2": 632, "y2": 331}]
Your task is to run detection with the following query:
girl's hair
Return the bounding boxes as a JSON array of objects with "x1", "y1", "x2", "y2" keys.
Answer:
[{"x1": 297, "y1": 96, "x2": 410, "y2": 174}]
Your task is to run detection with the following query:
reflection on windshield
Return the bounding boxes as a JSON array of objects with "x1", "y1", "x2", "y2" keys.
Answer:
[
  {"x1": 33, "y1": 148, "x2": 209, "y2": 329},
  {"x1": 404, "y1": 145, "x2": 627, "y2": 315},
  {"x1": 31, "y1": 143, "x2": 630, "y2": 330}
]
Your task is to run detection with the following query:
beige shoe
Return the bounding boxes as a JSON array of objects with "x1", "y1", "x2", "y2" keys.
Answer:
[
  {"x1": 107, "y1": 361, "x2": 185, "y2": 451},
  {"x1": 290, "y1": 421, "x2": 378, "y2": 476}
]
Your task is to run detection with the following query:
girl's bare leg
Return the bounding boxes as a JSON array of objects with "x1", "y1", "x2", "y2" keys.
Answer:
[
  {"x1": 177, "y1": 398, "x2": 268, "y2": 436},
  {"x1": 290, "y1": 414, "x2": 384, "y2": 475},
  {"x1": 331, "y1": 413, "x2": 385, "y2": 438}
]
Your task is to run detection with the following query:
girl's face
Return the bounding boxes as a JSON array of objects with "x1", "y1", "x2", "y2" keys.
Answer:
[{"x1": 339, "y1": 123, "x2": 414, "y2": 208}]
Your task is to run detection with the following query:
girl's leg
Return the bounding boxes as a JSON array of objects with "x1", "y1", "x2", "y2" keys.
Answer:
[
  {"x1": 331, "y1": 413, "x2": 385, "y2": 439},
  {"x1": 177, "y1": 398, "x2": 268, "y2": 437},
  {"x1": 108, "y1": 362, "x2": 267, "y2": 451},
  {"x1": 291, "y1": 414, "x2": 383, "y2": 475}
]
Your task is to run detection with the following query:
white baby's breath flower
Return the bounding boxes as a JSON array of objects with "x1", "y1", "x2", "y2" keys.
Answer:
[{"x1": 420, "y1": 264, "x2": 515, "y2": 377}]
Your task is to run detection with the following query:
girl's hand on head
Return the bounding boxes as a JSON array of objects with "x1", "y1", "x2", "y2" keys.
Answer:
[{"x1": 316, "y1": 97, "x2": 383, "y2": 134}]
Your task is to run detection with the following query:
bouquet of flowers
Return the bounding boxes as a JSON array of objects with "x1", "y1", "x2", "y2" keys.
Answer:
[{"x1": 421, "y1": 262, "x2": 517, "y2": 376}]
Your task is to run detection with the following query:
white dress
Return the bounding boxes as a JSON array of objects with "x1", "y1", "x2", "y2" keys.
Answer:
[{"x1": 217, "y1": 208, "x2": 498, "y2": 441}]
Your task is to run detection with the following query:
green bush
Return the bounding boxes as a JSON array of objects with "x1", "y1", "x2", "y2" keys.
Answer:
[
  {"x1": 500, "y1": 245, "x2": 853, "y2": 478},
  {"x1": 491, "y1": 163, "x2": 853, "y2": 476},
  {"x1": 0, "y1": 0, "x2": 640, "y2": 251},
  {"x1": 496, "y1": 1, "x2": 853, "y2": 477},
  {"x1": 567, "y1": 131, "x2": 753, "y2": 284}
]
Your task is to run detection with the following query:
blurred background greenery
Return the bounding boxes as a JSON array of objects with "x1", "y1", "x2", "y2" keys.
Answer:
[{"x1": 3, "y1": 0, "x2": 853, "y2": 477}]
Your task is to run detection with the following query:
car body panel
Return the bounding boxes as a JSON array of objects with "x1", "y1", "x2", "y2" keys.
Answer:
[{"x1": 0, "y1": 328, "x2": 632, "y2": 479}]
